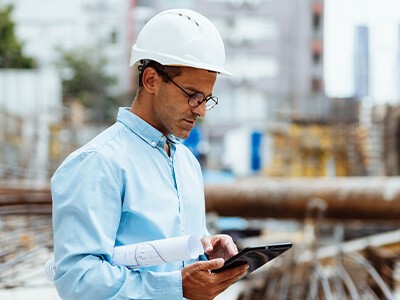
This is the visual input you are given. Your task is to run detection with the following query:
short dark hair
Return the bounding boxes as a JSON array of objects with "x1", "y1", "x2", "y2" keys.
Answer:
[{"x1": 138, "y1": 60, "x2": 182, "y2": 88}]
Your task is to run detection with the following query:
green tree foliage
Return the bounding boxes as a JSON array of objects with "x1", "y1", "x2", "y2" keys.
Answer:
[
  {"x1": 57, "y1": 49, "x2": 117, "y2": 124},
  {"x1": 0, "y1": 4, "x2": 35, "y2": 68}
]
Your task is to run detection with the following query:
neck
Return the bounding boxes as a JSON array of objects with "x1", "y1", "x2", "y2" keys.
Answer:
[
  {"x1": 130, "y1": 94, "x2": 146, "y2": 120},
  {"x1": 130, "y1": 94, "x2": 171, "y2": 147},
  {"x1": 130, "y1": 94, "x2": 160, "y2": 132}
]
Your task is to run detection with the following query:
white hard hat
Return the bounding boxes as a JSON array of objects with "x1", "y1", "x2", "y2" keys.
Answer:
[{"x1": 130, "y1": 8, "x2": 232, "y2": 75}]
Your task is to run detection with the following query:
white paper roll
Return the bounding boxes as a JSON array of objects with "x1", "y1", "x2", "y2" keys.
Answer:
[{"x1": 44, "y1": 235, "x2": 204, "y2": 282}]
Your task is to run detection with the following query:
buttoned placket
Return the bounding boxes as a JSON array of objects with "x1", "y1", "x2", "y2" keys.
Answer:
[
  {"x1": 154, "y1": 136, "x2": 186, "y2": 267},
  {"x1": 167, "y1": 143, "x2": 187, "y2": 268},
  {"x1": 157, "y1": 136, "x2": 185, "y2": 232}
]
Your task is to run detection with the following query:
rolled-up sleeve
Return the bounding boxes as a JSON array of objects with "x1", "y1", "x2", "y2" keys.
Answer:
[{"x1": 51, "y1": 151, "x2": 183, "y2": 299}]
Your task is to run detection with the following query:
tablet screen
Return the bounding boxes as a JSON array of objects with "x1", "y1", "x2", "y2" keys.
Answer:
[{"x1": 212, "y1": 242, "x2": 292, "y2": 274}]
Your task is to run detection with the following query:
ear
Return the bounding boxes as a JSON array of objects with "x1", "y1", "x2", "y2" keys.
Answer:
[{"x1": 142, "y1": 67, "x2": 160, "y2": 94}]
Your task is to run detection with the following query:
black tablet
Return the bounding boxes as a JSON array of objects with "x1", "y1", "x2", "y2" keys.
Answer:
[{"x1": 212, "y1": 242, "x2": 292, "y2": 274}]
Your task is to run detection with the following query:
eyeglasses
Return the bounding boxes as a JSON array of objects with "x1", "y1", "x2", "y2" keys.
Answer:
[{"x1": 157, "y1": 69, "x2": 218, "y2": 111}]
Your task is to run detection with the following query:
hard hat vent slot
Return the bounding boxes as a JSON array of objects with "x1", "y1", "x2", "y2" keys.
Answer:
[{"x1": 161, "y1": 11, "x2": 200, "y2": 27}]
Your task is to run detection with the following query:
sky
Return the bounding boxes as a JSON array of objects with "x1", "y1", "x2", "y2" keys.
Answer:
[{"x1": 324, "y1": 0, "x2": 400, "y2": 102}]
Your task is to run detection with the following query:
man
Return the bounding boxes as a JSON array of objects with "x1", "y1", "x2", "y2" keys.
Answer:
[{"x1": 52, "y1": 8, "x2": 248, "y2": 299}]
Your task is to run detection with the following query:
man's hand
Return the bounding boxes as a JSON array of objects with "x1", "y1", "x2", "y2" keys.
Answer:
[
  {"x1": 201, "y1": 234, "x2": 238, "y2": 261},
  {"x1": 182, "y1": 258, "x2": 248, "y2": 300}
]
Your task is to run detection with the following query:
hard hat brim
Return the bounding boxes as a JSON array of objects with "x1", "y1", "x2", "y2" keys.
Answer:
[{"x1": 130, "y1": 46, "x2": 233, "y2": 76}]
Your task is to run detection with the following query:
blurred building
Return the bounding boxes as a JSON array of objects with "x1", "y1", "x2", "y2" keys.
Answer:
[
  {"x1": 0, "y1": 0, "x2": 136, "y2": 179},
  {"x1": 325, "y1": 0, "x2": 400, "y2": 103},
  {"x1": 397, "y1": 24, "x2": 400, "y2": 100},
  {"x1": 3, "y1": 0, "x2": 134, "y2": 96},
  {"x1": 354, "y1": 25, "x2": 369, "y2": 98},
  {"x1": 209, "y1": 0, "x2": 326, "y2": 174},
  {"x1": 0, "y1": 69, "x2": 62, "y2": 180}
]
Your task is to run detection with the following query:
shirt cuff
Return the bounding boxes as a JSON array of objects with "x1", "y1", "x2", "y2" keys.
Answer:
[{"x1": 154, "y1": 270, "x2": 183, "y2": 299}]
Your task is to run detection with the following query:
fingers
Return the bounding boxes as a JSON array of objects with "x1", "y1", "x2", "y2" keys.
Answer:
[
  {"x1": 216, "y1": 235, "x2": 235, "y2": 249},
  {"x1": 204, "y1": 234, "x2": 238, "y2": 259},
  {"x1": 182, "y1": 260, "x2": 248, "y2": 300},
  {"x1": 199, "y1": 258, "x2": 225, "y2": 270},
  {"x1": 226, "y1": 240, "x2": 238, "y2": 256}
]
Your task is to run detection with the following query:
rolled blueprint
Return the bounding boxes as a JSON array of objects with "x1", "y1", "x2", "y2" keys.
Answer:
[
  {"x1": 112, "y1": 235, "x2": 204, "y2": 268},
  {"x1": 44, "y1": 235, "x2": 204, "y2": 282}
]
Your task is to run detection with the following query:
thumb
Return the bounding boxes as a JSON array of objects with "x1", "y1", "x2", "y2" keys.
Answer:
[{"x1": 199, "y1": 258, "x2": 225, "y2": 271}]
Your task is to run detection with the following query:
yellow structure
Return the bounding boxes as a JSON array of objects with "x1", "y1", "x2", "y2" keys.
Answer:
[{"x1": 266, "y1": 121, "x2": 367, "y2": 177}]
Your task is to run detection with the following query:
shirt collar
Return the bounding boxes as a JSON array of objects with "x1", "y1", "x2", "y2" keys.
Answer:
[{"x1": 117, "y1": 107, "x2": 183, "y2": 148}]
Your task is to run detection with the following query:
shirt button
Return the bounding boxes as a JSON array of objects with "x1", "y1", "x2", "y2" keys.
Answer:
[{"x1": 151, "y1": 141, "x2": 156, "y2": 146}]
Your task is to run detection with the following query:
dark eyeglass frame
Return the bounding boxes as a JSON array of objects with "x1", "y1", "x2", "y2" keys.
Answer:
[{"x1": 156, "y1": 69, "x2": 218, "y2": 111}]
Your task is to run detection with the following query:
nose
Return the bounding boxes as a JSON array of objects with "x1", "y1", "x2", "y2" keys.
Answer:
[{"x1": 192, "y1": 101, "x2": 207, "y2": 117}]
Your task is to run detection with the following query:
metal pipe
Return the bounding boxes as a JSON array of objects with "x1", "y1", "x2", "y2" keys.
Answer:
[
  {"x1": 2, "y1": 177, "x2": 400, "y2": 220},
  {"x1": 205, "y1": 177, "x2": 400, "y2": 220}
]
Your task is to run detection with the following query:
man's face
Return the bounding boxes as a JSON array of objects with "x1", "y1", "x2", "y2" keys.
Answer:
[{"x1": 153, "y1": 67, "x2": 217, "y2": 139}]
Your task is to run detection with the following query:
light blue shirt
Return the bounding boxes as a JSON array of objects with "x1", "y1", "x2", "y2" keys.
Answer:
[{"x1": 52, "y1": 107, "x2": 208, "y2": 299}]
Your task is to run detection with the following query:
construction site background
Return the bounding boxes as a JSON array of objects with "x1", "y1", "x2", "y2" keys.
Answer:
[
  {"x1": 265, "y1": 98, "x2": 400, "y2": 178},
  {"x1": 2, "y1": 96, "x2": 400, "y2": 180}
]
